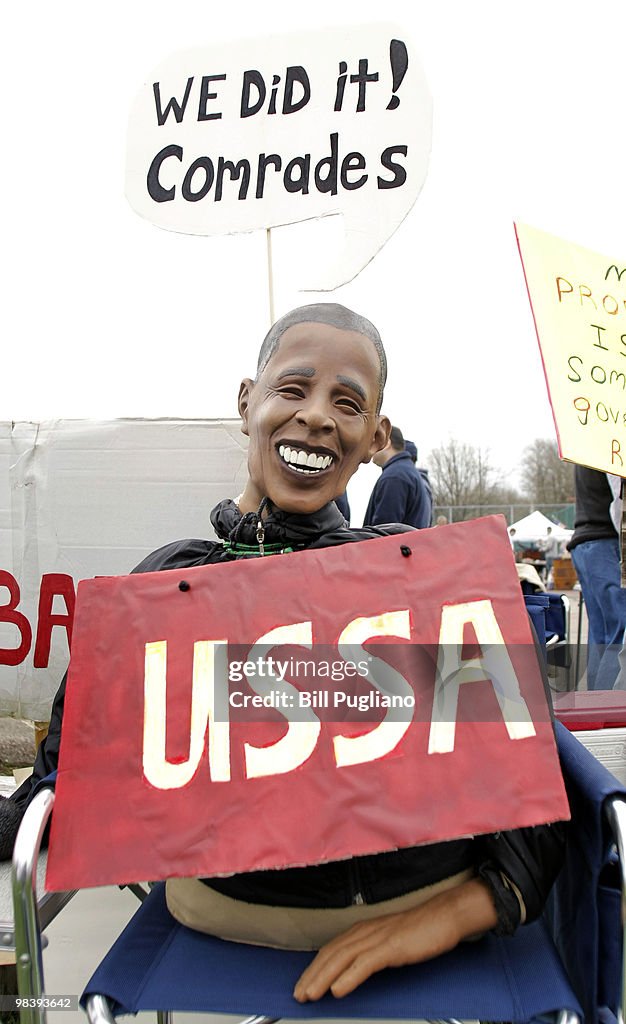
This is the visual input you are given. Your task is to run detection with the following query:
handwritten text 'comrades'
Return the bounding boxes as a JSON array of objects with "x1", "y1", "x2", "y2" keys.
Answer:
[
  {"x1": 125, "y1": 26, "x2": 432, "y2": 289},
  {"x1": 147, "y1": 133, "x2": 407, "y2": 204}
]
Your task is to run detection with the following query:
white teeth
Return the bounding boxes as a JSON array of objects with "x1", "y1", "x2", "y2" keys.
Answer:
[{"x1": 278, "y1": 446, "x2": 334, "y2": 472}]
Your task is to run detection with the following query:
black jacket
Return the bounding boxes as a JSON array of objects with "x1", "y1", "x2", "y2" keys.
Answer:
[
  {"x1": 14, "y1": 498, "x2": 566, "y2": 933},
  {"x1": 567, "y1": 466, "x2": 617, "y2": 550}
]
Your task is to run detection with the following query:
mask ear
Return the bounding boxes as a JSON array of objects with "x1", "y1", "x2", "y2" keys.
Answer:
[
  {"x1": 364, "y1": 415, "x2": 391, "y2": 463},
  {"x1": 238, "y1": 379, "x2": 254, "y2": 436}
]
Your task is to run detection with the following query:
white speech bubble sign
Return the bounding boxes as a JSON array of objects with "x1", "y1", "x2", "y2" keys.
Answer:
[{"x1": 125, "y1": 24, "x2": 431, "y2": 291}]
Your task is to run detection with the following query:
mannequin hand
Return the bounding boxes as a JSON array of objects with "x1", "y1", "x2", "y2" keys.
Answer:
[{"x1": 293, "y1": 879, "x2": 497, "y2": 1002}]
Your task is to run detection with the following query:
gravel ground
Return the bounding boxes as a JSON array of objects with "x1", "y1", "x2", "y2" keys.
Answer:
[{"x1": 0, "y1": 718, "x2": 36, "y2": 775}]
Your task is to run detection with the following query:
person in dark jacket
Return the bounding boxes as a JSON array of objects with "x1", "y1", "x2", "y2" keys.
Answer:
[
  {"x1": 1, "y1": 303, "x2": 565, "y2": 1002},
  {"x1": 364, "y1": 426, "x2": 432, "y2": 528},
  {"x1": 405, "y1": 438, "x2": 433, "y2": 507}
]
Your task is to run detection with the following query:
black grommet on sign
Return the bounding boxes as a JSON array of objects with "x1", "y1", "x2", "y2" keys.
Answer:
[
  {"x1": 178, "y1": 580, "x2": 191, "y2": 592},
  {"x1": 400, "y1": 545, "x2": 412, "y2": 557}
]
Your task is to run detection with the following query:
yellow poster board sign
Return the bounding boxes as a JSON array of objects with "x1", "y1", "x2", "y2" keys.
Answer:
[{"x1": 516, "y1": 222, "x2": 626, "y2": 476}]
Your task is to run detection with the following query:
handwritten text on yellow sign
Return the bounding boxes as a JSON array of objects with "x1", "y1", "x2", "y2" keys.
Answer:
[{"x1": 516, "y1": 222, "x2": 626, "y2": 475}]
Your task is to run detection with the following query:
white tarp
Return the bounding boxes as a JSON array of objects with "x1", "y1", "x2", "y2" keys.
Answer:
[
  {"x1": 0, "y1": 419, "x2": 247, "y2": 721},
  {"x1": 509, "y1": 510, "x2": 572, "y2": 544}
]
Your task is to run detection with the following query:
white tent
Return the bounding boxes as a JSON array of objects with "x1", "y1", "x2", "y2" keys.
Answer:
[{"x1": 508, "y1": 510, "x2": 572, "y2": 543}]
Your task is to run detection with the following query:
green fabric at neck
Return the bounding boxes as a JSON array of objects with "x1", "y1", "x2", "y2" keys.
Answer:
[{"x1": 223, "y1": 540, "x2": 294, "y2": 556}]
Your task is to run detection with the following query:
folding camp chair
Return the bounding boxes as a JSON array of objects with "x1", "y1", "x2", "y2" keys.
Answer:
[
  {"x1": 544, "y1": 594, "x2": 572, "y2": 686},
  {"x1": 83, "y1": 887, "x2": 581, "y2": 1023},
  {"x1": 10, "y1": 777, "x2": 146, "y2": 1024},
  {"x1": 524, "y1": 593, "x2": 572, "y2": 689},
  {"x1": 12, "y1": 725, "x2": 626, "y2": 1024},
  {"x1": 2, "y1": 793, "x2": 73, "y2": 970},
  {"x1": 547, "y1": 721, "x2": 626, "y2": 1023},
  {"x1": 8, "y1": 779, "x2": 76, "y2": 1022},
  {"x1": 80, "y1": 723, "x2": 625, "y2": 1024}
]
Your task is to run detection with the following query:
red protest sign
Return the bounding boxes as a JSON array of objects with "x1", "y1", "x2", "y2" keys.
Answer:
[{"x1": 46, "y1": 515, "x2": 568, "y2": 891}]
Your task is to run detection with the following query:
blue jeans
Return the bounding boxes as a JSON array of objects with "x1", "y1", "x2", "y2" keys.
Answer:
[{"x1": 571, "y1": 538, "x2": 626, "y2": 690}]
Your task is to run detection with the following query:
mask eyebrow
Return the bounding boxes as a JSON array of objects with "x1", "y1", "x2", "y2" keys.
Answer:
[
  {"x1": 275, "y1": 367, "x2": 316, "y2": 380},
  {"x1": 336, "y1": 375, "x2": 366, "y2": 402}
]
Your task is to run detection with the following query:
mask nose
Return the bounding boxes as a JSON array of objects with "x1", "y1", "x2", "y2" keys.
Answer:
[{"x1": 295, "y1": 399, "x2": 335, "y2": 432}]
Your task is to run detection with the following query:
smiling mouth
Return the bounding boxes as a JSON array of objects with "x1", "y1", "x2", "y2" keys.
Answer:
[{"x1": 278, "y1": 444, "x2": 335, "y2": 475}]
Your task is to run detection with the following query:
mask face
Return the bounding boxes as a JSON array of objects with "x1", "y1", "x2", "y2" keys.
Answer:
[{"x1": 239, "y1": 321, "x2": 387, "y2": 515}]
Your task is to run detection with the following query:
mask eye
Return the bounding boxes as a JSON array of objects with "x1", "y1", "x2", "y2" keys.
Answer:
[
  {"x1": 336, "y1": 397, "x2": 363, "y2": 414},
  {"x1": 277, "y1": 385, "x2": 305, "y2": 398}
]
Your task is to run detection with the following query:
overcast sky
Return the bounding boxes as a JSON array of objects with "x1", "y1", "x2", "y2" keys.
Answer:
[{"x1": 4, "y1": 0, "x2": 626, "y2": 522}]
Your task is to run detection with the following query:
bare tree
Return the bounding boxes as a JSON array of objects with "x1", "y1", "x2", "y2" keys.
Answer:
[
  {"x1": 427, "y1": 439, "x2": 503, "y2": 507},
  {"x1": 520, "y1": 439, "x2": 575, "y2": 505}
]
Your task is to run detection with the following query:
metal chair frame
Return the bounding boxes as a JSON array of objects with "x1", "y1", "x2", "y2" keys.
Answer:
[
  {"x1": 12, "y1": 772, "x2": 626, "y2": 1024},
  {"x1": 12, "y1": 789, "x2": 621, "y2": 1024}
]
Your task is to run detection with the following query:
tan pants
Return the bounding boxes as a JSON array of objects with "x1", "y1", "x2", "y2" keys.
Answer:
[{"x1": 165, "y1": 868, "x2": 474, "y2": 951}]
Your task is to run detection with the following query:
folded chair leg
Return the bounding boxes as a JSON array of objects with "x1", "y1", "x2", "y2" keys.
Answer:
[
  {"x1": 556, "y1": 1010, "x2": 582, "y2": 1024},
  {"x1": 85, "y1": 994, "x2": 116, "y2": 1023},
  {"x1": 120, "y1": 883, "x2": 150, "y2": 903},
  {"x1": 84, "y1": 999, "x2": 281, "y2": 1023},
  {"x1": 237, "y1": 1017, "x2": 280, "y2": 1024}
]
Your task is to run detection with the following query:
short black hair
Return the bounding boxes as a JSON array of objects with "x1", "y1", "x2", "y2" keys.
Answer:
[
  {"x1": 256, "y1": 303, "x2": 387, "y2": 413},
  {"x1": 389, "y1": 425, "x2": 405, "y2": 451}
]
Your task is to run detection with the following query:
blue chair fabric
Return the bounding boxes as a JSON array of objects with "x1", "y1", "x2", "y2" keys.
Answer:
[
  {"x1": 548, "y1": 722, "x2": 626, "y2": 1024},
  {"x1": 80, "y1": 724, "x2": 623, "y2": 1023},
  {"x1": 29, "y1": 771, "x2": 57, "y2": 800},
  {"x1": 82, "y1": 881, "x2": 580, "y2": 1021},
  {"x1": 524, "y1": 593, "x2": 567, "y2": 644},
  {"x1": 545, "y1": 594, "x2": 567, "y2": 641},
  {"x1": 525, "y1": 594, "x2": 551, "y2": 646}
]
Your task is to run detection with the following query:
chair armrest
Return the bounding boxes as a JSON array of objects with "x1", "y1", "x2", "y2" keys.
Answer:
[
  {"x1": 11, "y1": 787, "x2": 55, "y2": 1019},
  {"x1": 605, "y1": 795, "x2": 626, "y2": 1024}
]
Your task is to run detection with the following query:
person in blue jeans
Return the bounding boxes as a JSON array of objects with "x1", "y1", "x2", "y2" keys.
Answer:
[{"x1": 567, "y1": 466, "x2": 626, "y2": 690}]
